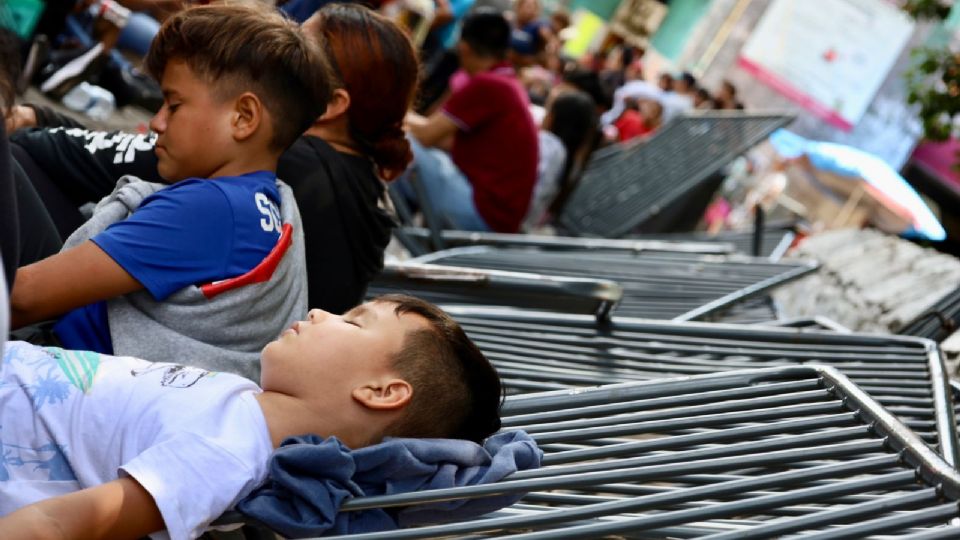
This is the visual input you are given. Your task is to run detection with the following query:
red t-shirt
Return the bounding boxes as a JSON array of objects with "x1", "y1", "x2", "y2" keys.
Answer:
[
  {"x1": 614, "y1": 109, "x2": 656, "y2": 142},
  {"x1": 443, "y1": 64, "x2": 538, "y2": 233}
]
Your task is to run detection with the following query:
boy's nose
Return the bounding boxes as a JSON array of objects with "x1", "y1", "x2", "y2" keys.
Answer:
[
  {"x1": 307, "y1": 309, "x2": 330, "y2": 323},
  {"x1": 148, "y1": 109, "x2": 166, "y2": 135}
]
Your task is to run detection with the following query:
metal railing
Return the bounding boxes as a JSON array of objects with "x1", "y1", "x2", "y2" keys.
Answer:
[
  {"x1": 444, "y1": 307, "x2": 959, "y2": 466},
  {"x1": 394, "y1": 227, "x2": 737, "y2": 257},
  {"x1": 411, "y1": 246, "x2": 818, "y2": 321},
  {"x1": 558, "y1": 112, "x2": 794, "y2": 237},
  {"x1": 900, "y1": 286, "x2": 960, "y2": 342},
  {"x1": 320, "y1": 366, "x2": 960, "y2": 538},
  {"x1": 370, "y1": 262, "x2": 622, "y2": 320}
]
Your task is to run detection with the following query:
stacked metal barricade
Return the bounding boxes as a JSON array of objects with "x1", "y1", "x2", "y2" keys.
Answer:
[{"x1": 341, "y1": 111, "x2": 960, "y2": 537}]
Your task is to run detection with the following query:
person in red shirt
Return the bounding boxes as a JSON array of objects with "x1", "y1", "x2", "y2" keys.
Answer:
[
  {"x1": 614, "y1": 97, "x2": 663, "y2": 142},
  {"x1": 403, "y1": 9, "x2": 538, "y2": 233}
]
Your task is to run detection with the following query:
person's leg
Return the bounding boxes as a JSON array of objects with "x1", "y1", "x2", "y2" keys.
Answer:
[
  {"x1": 403, "y1": 137, "x2": 490, "y2": 231},
  {"x1": 0, "y1": 125, "x2": 19, "y2": 290},
  {"x1": 116, "y1": 12, "x2": 159, "y2": 57},
  {"x1": 10, "y1": 143, "x2": 86, "y2": 240},
  {"x1": 12, "y1": 161, "x2": 63, "y2": 266}
]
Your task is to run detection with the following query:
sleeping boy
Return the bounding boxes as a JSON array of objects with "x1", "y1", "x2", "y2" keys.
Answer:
[{"x1": 0, "y1": 294, "x2": 503, "y2": 539}]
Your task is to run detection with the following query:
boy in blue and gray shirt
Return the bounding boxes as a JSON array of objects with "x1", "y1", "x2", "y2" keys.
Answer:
[{"x1": 9, "y1": 3, "x2": 332, "y2": 379}]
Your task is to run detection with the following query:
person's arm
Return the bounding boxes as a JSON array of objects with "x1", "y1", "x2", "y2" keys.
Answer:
[
  {"x1": 23, "y1": 103, "x2": 89, "y2": 129},
  {"x1": 0, "y1": 477, "x2": 165, "y2": 540},
  {"x1": 10, "y1": 241, "x2": 142, "y2": 328},
  {"x1": 431, "y1": 0, "x2": 453, "y2": 28},
  {"x1": 116, "y1": 0, "x2": 184, "y2": 18},
  {"x1": 404, "y1": 110, "x2": 458, "y2": 149}
]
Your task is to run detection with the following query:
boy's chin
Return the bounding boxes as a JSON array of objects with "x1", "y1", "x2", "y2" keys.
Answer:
[
  {"x1": 261, "y1": 339, "x2": 280, "y2": 357},
  {"x1": 155, "y1": 160, "x2": 190, "y2": 183}
]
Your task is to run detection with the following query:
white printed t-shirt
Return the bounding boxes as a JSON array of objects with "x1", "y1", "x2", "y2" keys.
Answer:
[{"x1": 0, "y1": 341, "x2": 273, "y2": 540}]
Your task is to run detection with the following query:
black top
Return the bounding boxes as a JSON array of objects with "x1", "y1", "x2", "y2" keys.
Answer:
[
  {"x1": 0, "y1": 119, "x2": 18, "y2": 289},
  {"x1": 278, "y1": 136, "x2": 395, "y2": 313},
  {"x1": 12, "y1": 119, "x2": 395, "y2": 313}
]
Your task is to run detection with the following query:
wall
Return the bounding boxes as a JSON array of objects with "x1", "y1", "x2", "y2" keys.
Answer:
[
  {"x1": 671, "y1": 0, "x2": 931, "y2": 168},
  {"x1": 649, "y1": 0, "x2": 712, "y2": 61}
]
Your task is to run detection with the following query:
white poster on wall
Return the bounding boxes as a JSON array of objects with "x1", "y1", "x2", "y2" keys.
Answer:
[{"x1": 738, "y1": 0, "x2": 914, "y2": 131}]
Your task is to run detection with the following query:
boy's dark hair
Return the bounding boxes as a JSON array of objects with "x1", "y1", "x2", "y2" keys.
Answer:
[
  {"x1": 145, "y1": 3, "x2": 332, "y2": 152},
  {"x1": 374, "y1": 294, "x2": 503, "y2": 444},
  {"x1": 460, "y1": 9, "x2": 511, "y2": 60}
]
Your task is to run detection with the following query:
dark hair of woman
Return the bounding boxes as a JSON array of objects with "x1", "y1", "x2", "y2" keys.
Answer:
[
  {"x1": 307, "y1": 4, "x2": 419, "y2": 180},
  {"x1": 0, "y1": 27, "x2": 21, "y2": 114},
  {"x1": 544, "y1": 89, "x2": 598, "y2": 215}
]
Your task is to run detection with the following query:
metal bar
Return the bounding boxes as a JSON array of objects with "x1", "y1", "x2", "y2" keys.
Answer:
[
  {"x1": 525, "y1": 401, "x2": 845, "y2": 442},
  {"x1": 397, "y1": 227, "x2": 737, "y2": 254},
  {"x1": 515, "y1": 389, "x2": 833, "y2": 434},
  {"x1": 816, "y1": 367, "x2": 960, "y2": 497},
  {"x1": 331, "y1": 456, "x2": 900, "y2": 540},
  {"x1": 541, "y1": 414, "x2": 860, "y2": 465},
  {"x1": 501, "y1": 470, "x2": 917, "y2": 540},
  {"x1": 339, "y1": 440, "x2": 884, "y2": 512},
  {"x1": 502, "y1": 380, "x2": 824, "y2": 426},
  {"x1": 519, "y1": 427, "x2": 870, "y2": 480},
  {"x1": 927, "y1": 340, "x2": 960, "y2": 467},
  {"x1": 752, "y1": 205, "x2": 764, "y2": 257},
  {"x1": 702, "y1": 489, "x2": 942, "y2": 540}
]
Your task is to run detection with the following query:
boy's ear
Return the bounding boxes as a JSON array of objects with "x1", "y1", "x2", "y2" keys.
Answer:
[
  {"x1": 232, "y1": 92, "x2": 264, "y2": 142},
  {"x1": 316, "y1": 88, "x2": 351, "y2": 123},
  {"x1": 351, "y1": 379, "x2": 412, "y2": 411}
]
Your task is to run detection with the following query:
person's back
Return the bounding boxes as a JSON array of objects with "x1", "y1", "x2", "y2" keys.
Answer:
[
  {"x1": 443, "y1": 10, "x2": 538, "y2": 233},
  {"x1": 403, "y1": 9, "x2": 537, "y2": 233},
  {"x1": 10, "y1": 4, "x2": 331, "y2": 379},
  {"x1": 445, "y1": 63, "x2": 538, "y2": 233}
]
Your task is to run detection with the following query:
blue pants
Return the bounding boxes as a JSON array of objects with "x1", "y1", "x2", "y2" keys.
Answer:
[
  {"x1": 398, "y1": 137, "x2": 490, "y2": 232},
  {"x1": 65, "y1": 11, "x2": 159, "y2": 72}
]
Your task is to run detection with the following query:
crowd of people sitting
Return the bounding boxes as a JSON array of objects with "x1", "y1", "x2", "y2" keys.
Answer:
[
  {"x1": 0, "y1": 1, "x2": 745, "y2": 537},
  {"x1": 5, "y1": 0, "x2": 745, "y2": 237}
]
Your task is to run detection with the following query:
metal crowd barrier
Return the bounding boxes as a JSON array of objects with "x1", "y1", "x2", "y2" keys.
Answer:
[
  {"x1": 900, "y1": 286, "x2": 960, "y2": 342},
  {"x1": 708, "y1": 295, "x2": 781, "y2": 324},
  {"x1": 319, "y1": 366, "x2": 960, "y2": 538},
  {"x1": 630, "y1": 227, "x2": 797, "y2": 261},
  {"x1": 392, "y1": 227, "x2": 736, "y2": 257},
  {"x1": 754, "y1": 316, "x2": 853, "y2": 333},
  {"x1": 370, "y1": 262, "x2": 622, "y2": 319},
  {"x1": 410, "y1": 246, "x2": 817, "y2": 321},
  {"x1": 444, "y1": 307, "x2": 958, "y2": 466},
  {"x1": 557, "y1": 112, "x2": 794, "y2": 237}
]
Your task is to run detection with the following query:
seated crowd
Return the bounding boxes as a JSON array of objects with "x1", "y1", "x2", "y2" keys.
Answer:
[{"x1": 0, "y1": 1, "x2": 746, "y2": 537}]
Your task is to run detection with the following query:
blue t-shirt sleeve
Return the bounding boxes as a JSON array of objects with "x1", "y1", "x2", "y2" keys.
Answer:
[{"x1": 93, "y1": 181, "x2": 235, "y2": 301}]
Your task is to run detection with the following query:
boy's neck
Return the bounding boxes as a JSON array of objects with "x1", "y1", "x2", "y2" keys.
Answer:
[
  {"x1": 206, "y1": 151, "x2": 280, "y2": 179},
  {"x1": 253, "y1": 391, "x2": 380, "y2": 450}
]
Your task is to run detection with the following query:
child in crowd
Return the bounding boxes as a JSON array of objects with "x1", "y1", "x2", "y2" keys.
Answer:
[
  {"x1": 0, "y1": 293, "x2": 504, "y2": 539},
  {"x1": 9, "y1": 4, "x2": 330, "y2": 379},
  {"x1": 523, "y1": 89, "x2": 597, "y2": 230},
  {"x1": 613, "y1": 97, "x2": 662, "y2": 142}
]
